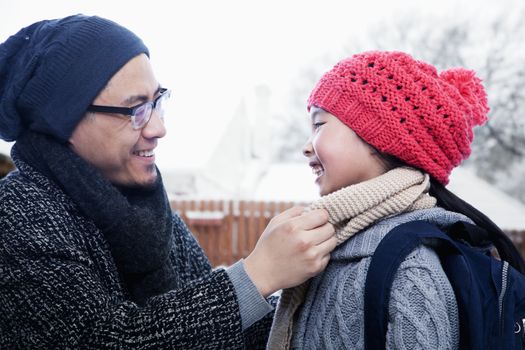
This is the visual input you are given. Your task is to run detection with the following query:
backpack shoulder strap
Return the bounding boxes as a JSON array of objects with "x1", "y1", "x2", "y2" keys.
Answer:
[{"x1": 363, "y1": 220, "x2": 461, "y2": 350}]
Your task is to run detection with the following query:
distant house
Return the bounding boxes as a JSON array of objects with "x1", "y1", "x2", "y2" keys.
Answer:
[{"x1": 164, "y1": 85, "x2": 273, "y2": 199}]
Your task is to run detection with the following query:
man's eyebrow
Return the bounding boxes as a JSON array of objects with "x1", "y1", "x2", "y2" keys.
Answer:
[
  {"x1": 123, "y1": 94, "x2": 148, "y2": 106},
  {"x1": 122, "y1": 85, "x2": 162, "y2": 106}
]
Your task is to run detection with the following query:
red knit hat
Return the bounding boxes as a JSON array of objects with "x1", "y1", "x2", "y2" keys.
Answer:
[{"x1": 307, "y1": 51, "x2": 489, "y2": 184}]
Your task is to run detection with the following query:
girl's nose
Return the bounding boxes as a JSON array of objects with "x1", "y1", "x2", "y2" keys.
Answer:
[{"x1": 302, "y1": 138, "x2": 313, "y2": 157}]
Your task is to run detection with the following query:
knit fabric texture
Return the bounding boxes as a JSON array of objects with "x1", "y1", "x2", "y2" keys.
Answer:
[
  {"x1": 292, "y1": 207, "x2": 465, "y2": 349},
  {"x1": 307, "y1": 51, "x2": 490, "y2": 184},
  {"x1": 0, "y1": 14, "x2": 148, "y2": 142},
  {"x1": 267, "y1": 167, "x2": 437, "y2": 349},
  {"x1": 0, "y1": 151, "x2": 273, "y2": 349}
]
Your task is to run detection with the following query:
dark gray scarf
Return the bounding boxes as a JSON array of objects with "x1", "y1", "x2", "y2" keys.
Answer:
[{"x1": 14, "y1": 131, "x2": 176, "y2": 305}]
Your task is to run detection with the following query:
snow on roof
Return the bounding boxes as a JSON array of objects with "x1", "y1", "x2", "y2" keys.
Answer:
[
  {"x1": 254, "y1": 163, "x2": 525, "y2": 230},
  {"x1": 253, "y1": 163, "x2": 318, "y2": 203},
  {"x1": 447, "y1": 167, "x2": 525, "y2": 230}
]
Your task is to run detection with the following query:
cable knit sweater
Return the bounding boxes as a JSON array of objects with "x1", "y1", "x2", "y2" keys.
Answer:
[
  {"x1": 291, "y1": 208, "x2": 466, "y2": 349},
  {"x1": 0, "y1": 155, "x2": 273, "y2": 349}
]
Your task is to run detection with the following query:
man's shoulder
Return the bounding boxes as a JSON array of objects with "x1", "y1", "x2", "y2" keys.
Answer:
[
  {"x1": 0, "y1": 171, "x2": 78, "y2": 237},
  {"x1": 1, "y1": 170, "x2": 61, "y2": 210},
  {"x1": 0, "y1": 171, "x2": 97, "y2": 260}
]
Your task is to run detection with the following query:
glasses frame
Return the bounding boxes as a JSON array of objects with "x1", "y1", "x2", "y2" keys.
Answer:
[{"x1": 87, "y1": 88, "x2": 171, "y2": 129}]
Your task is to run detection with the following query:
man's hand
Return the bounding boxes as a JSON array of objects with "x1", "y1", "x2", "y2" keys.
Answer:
[{"x1": 243, "y1": 207, "x2": 336, "y2": 297}]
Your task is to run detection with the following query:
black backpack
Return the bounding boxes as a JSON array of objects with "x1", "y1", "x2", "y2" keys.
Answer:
[{"x1": 364, "y1": 220, "x2": 525, "y2": 349}]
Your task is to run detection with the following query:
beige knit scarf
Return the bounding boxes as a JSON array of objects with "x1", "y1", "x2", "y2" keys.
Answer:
[{"x1": 266, "y1": 167, "x2": 437, "y2": 349}]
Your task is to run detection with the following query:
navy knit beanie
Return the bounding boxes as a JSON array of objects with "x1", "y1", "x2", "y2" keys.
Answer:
[{"x1": 0, "y1": 14, "x2": 149, "y2": 142}]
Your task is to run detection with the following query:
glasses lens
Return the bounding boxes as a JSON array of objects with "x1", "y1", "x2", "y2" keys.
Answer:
[
  {"x1": 133, "y1": 103, "x2": 152, "y2": 129},
  {"x1": 155, "y1": 91, "x2": 171, "y2": 120}
]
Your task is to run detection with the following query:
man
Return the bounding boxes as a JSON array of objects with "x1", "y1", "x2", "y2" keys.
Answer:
[{"x1": 0, "y1": 15, "x2": 336, "y2": 348}]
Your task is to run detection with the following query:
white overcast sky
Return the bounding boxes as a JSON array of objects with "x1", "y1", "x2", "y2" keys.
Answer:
[{"x1": 1, "y1": 0, "x2": 521, "y2": 170}]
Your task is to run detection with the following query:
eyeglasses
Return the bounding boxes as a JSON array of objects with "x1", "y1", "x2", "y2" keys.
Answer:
[{"x1": 87, "y1": 88, "x2": 171, "y2": 129}]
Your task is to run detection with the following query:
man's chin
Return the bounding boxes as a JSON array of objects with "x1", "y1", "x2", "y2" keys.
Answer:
[
  {"x1": 137, "y1": 171, "x2": 159, "y2": 189},
  {"x1": 114, "y1": 168, "x2": 159, "y2": 190}
]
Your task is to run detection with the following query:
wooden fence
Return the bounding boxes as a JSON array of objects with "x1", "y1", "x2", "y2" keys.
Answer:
[
  {"x1": 171, "y1": 199, "x2": 302, "y2": 267},
  {"x1": 171, "y1": 199, "x2": 525, "y2": 267}
]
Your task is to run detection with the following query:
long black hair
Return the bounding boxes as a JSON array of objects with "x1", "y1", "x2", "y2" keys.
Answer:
[{"x1": 376, "y1": 152, "x2": 525, "y2": 274}]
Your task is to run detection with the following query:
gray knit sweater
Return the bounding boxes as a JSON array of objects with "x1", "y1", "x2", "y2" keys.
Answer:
[
  {"x1": 291, "y1": 208, "x2": 467, "y2": 349},
  {"x1": 0, "y1": 156, "x2": 273, "y2": 349}
]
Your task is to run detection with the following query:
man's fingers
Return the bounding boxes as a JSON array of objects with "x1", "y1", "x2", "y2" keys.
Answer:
[
  {"x1": 270, "y1": 206, "x2": 304, "y2": 226},
  {"x1": 293, "y1": 208, "x2": 330, "y2": 230},
  {"x1": 307, "y1": 222, "x2": 335, "y2": 246},
  {"x1": 315, "y1": 235, "x2": 338, "y2": 256}
]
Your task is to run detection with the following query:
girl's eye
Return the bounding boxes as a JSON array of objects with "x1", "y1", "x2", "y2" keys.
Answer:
[{"x1": 313, "y1": 122, "x2": 325, "y2": 130}]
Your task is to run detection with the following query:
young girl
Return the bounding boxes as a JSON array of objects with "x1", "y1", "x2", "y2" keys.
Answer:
[{"x1": 267, "y1": 51, "x2": 525, "y2": 349}]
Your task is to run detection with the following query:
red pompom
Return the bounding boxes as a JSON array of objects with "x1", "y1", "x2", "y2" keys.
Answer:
[{"x1": 440, "y1": 68, "x2": 489, "y2": 126}]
